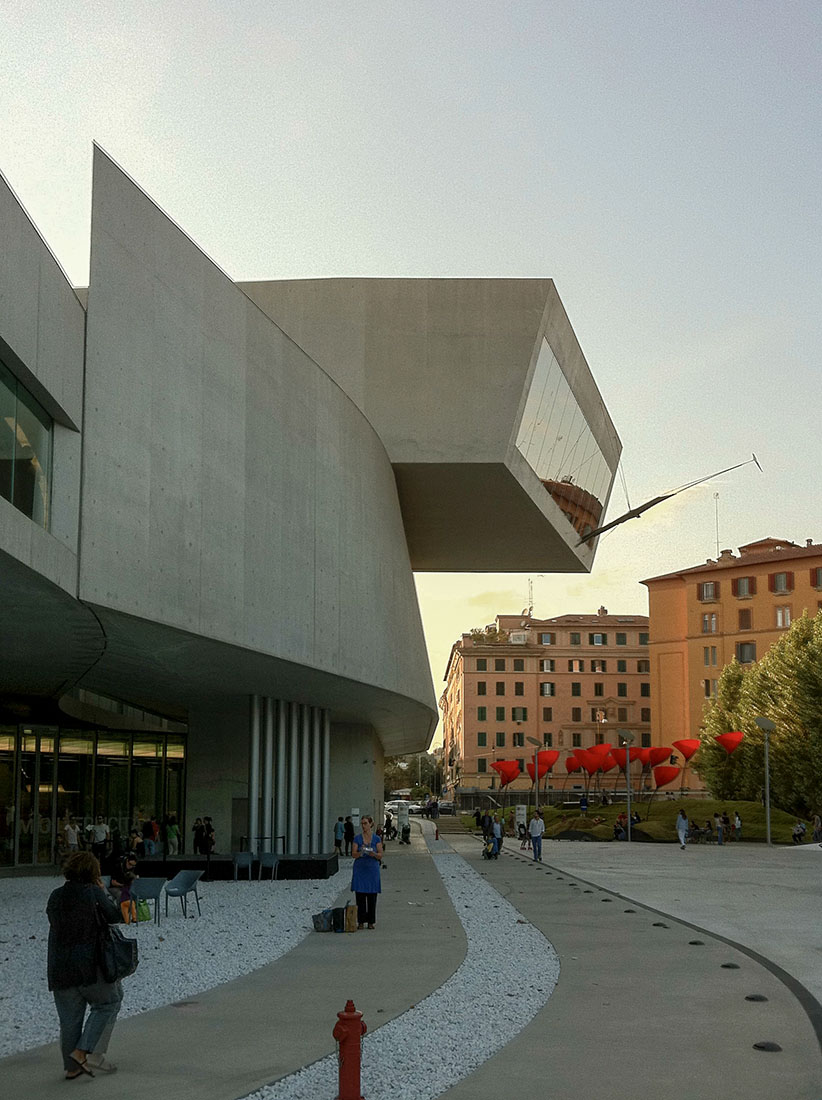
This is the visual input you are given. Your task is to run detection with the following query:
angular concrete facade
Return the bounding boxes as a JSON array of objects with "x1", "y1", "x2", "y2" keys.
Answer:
[{"x1": 0, "y1": 146, "x2": 620, "y2": 866}]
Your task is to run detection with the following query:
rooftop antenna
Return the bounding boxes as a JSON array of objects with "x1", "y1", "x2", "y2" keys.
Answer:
[
  {"x1": 528, "y1": 578, "x2": 534, "y2": 617},
  {"x1": 714, "y1": 492, "x2": 720, "y2": 558}
]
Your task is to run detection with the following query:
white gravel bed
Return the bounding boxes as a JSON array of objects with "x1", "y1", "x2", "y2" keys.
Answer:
[
  {"x1": 245, "y1": 852, "x2": 560, "y2": 1100},
  {"x1": 0, "y1": 870, "x2": 347, "y2": 1059}
]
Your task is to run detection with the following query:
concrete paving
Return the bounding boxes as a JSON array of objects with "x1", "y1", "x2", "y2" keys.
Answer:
[
  {"x1": 441, "y1": 832, "x2": 821, "y2": 1100},
  {"x1": 0, "y1": 827, "x2": 466, "y2": 1100},
  {"x1": 2, "y1": 824, "x2": 821, "y2": 1100}
]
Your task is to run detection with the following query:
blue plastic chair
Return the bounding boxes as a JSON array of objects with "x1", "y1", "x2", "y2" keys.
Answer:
[
  {"x1": 232, "y1": 852, "x2": 253, "y2": 880},
  {"x1": 164, "y1": 869, "x2": 203, "y2": 918},
  {"x1": 130, "y1": 877, "x2": 166, "y2": 925},
  {"x1": 258, "y1": 852, "x2": 280, "y2": 880}
]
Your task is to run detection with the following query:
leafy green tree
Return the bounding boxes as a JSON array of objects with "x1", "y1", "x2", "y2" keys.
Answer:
[{"x1": 696, "y1": 612, "x2": 822, "y2": 815}]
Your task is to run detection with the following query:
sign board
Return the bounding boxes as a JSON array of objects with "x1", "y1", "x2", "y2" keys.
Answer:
[
  {"x1": 350, "y1": 808, "x2": 361, "y2": 830},
  {"x1": 515, "y1": 803, "x2": 528, "y2": 831}
]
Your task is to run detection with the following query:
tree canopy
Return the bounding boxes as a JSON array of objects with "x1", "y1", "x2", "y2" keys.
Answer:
[{"x1": 695, "y1": 611, "x2": 822, "y2": 815}]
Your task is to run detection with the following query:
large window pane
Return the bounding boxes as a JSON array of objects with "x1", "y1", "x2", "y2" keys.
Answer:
[
  {"x1": 0, "y1": 361, "x2": 16, "y2": 504},
  {"x1": 0, "y1": 728, "x2": 15, "y2": 867},
  {"x1": 57, "y1": 733, "x2": 95, "y2": 855},
  {"x1": 516, "y1": 339, "x2": 613, "y2": 540},
  {"x1": 95, "y1": 735, "x2": 131, "y2": 854},
  {"x1": 13, "y1": 388, "x2": 51, "y2": 526}
]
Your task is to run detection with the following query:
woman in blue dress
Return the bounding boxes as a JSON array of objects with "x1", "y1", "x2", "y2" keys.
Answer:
[{"x1": 351, "y1": 815, "x2": 383, "y2": 929}]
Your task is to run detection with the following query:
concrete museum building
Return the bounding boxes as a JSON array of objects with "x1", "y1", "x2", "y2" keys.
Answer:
[{"x1": 0, "y1": 146, "x2": 620, "y2": 868}]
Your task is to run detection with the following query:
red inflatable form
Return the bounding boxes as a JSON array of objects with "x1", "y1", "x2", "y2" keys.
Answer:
[
  {"x1": 588, "y1": 742, "x2": 612, "y2": 758},
  {"x1": 715, "y1": 731, "x2": 744, "y2": 754},
  {"x1": 672, "y1": 738, "x2": 701, "y2": 761},
  {"x1": 648, "y1": 746, "x2": 672, "y2": 766},
  {"x1": 574, "y1": 749, "x2": 601, "y2": 776},
  {"x1": 491, "y1": 759, "x2": 522, "y2": 786},
  {"x1": 612, "y1": 746, "x2": 642, "y2": 769},
  {"x1": 652, "y1": 765, "x2": 680, "y2": 788},
  {"x1": 565, "y1": 757, "x2": 581, "y2": 774}
]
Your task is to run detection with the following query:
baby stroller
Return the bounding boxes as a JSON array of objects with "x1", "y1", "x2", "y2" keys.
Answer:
[{"x1": 482, "y1": 836, "x2": 499, "y2": 860}]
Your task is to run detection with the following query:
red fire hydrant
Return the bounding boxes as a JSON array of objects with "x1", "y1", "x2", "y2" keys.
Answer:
[{"x1": 333, "y1": 999, "x2": 367, "y2": 1100}]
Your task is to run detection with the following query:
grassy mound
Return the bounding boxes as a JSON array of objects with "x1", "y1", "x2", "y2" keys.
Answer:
[{"x1": 461, "y1": 800, "x2": 812, "y2": 844}]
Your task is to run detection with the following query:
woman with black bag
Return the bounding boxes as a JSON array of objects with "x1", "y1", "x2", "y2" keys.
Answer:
[{"x1": 46, "y1": 851, "x2": 125, "y2": 1078}]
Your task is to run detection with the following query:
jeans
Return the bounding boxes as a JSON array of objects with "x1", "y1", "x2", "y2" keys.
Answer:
[
  {"x1": 531, "y1": 836, "x2": 542, "y2": 861},
  {"x1": 53, "y1": 979, "x2": 123, "y2": 1070},
  {"x1": 144, "y1": 838, "x2": 156, "y2": 855}
]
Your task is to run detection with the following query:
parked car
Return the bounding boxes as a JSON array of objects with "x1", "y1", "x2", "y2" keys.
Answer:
[
  {"x1": 438, "y1": 800, "x2": 456, "y2": 815},
  {"x1": 407, "y1": 803, "x2": 424, "y2": 815}
]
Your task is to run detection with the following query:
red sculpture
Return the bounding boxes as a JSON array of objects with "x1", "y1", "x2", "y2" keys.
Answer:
[
  {"x1": 652, "y1": 765, "x2": 680, "y2": 788},
  {"x1": 490, "y1": 759, "x2": 522, "y2": 786},
  {"x1": 672, "y1": 738, "x2": 701, "y2": 761},
  {"x1": 611, "y1": 746, "x2": 642, "y2": 769},
  {"x1": 574, "y1": 749, "x2": 601, "y2": 776},
  {"x1": 715, "y1": 731, "x2": 744, "y2": 755},
  {"x1": 648, "y1": 746, "x2": 673, "y2": 766},
  {"x1": 588, "y1": 742, "x2": 613, "y2": 758}
]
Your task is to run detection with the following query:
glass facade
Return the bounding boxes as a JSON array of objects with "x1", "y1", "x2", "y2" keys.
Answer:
[
  {"x1": 516, "y1": 339, "x2": 612, "y2": 540},
  {"x1": 0, "y1": 725, "x2": 186, "y2": 868},
  {"x1": 0, "y1": 357, "x2": 53, "y2": 528}
]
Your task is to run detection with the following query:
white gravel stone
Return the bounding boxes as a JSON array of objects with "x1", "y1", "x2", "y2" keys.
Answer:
[
  {"x1": 244, "y1": 852, "x2": 560, "y2": 1100},
  {"x1": 0, "y1": 871, "x2": 347, "y2": 1059}
]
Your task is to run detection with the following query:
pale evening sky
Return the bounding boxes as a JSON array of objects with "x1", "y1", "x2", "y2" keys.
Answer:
[{"x1": 2, "y1": 2, "x2": 820, "y2": 741}]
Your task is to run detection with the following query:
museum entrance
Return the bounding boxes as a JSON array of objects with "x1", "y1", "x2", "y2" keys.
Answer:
[{"x1": 0, "y1": 724, "x2": 186, "y2": 868}]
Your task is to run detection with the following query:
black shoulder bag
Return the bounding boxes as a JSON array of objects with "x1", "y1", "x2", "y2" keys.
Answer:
[{"x1": 96, "y1": 904, "x2": 139, "y2": 982}]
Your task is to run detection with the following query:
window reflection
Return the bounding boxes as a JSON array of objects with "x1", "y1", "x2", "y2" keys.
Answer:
[
  {"x1": 0, "y1": 356, "x2": 52, "y2": 528},
  {"x1": 0, "y1": 725, "x2": 187, "y2": 866},
  {"x1": 516, "y1": 340, "x2": 614, "y2": 540}
]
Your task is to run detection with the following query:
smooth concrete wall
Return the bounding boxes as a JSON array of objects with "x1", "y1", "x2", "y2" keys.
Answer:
[
  {"x1": 80, "y1": 149, "x2": 434, "y2": 719},
  {"x1": 328, "y1": 724, "x2": 385, "y2": 829},
  {"x1": 185, "y1": 699, "x2": 250, "y2": 855},
  {"x1": 238, "y1": 278, "x2": 552, "y2": 463},
  {"x1": 0, "y1": 170, "x2": 85, "y2": 578}
]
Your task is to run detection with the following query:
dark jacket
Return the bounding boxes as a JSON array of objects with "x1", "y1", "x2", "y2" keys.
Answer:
[{"x1": 47, "y1": 881, "x2": 121, "y2": 990}]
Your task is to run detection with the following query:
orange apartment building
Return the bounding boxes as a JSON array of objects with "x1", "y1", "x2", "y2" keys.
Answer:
[
  {"x1": 642, "y1": 537, "x2": 822, "y2": 746},
  {"x1": 439, "y1": 608, "x2": 650, "y2": 798}
]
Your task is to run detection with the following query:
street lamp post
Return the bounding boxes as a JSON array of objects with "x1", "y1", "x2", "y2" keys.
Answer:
[
  {"x1": 527, "y1": 736, "x2": 541, "y2": 814},
  {"x1": 754, "y1": 716, "x2": 775, "y2": 846},
  {"x1": 618, "y1": 729, "x2": 635, "y2": 843}
]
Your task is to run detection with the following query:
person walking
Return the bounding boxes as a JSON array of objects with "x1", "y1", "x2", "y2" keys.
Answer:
[
  {"x1": 47, "y1": 851, "x2": 124, "y2": 1078},
  {"x1": 87, "y1": 816, "x2": 110, "y2": 861},
  {"x1": 529, "y1": 810, "x2": 545, "y2": 861},
  {"x1": 714, "y1": 812, "x2": 724, "y2": 845},
  {"x1": 343, "y1": 816, "x2": 355, "y2": 857},
  {"x1": 676, "y1": 809, "x2": 688, "y2": 849},
  {"x1": 492, "y1": 814, "x2": 503, "y2": 853},
  {"x1": 192, "y1": 817, "x2": 206, "y2": 854},
  {"x1": 351, "y1": 815, "x2": 383, "y2": 929},
  {"x1": 333, "y1": 816, "x2": 345, "y2": 856},
  {"x1": 813, "y1": 814, "x2": 822, "y2": 843},
  {"x1": 734, "y1": 811, "x2": 743, "y2": 841},
  {"x1": 64, "y1": 818, "x2": 80, "y2": 853}
]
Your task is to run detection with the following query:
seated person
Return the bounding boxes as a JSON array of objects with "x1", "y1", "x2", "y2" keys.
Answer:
[
  {"x1": 630, "y1": 810, "x2": 641, "y2": 825},
  {"x1": 109, "y1": 852, "x2": 139, "y2": 905},
  {"x1": 792, "y1": 820, "x2": 807, "y2": 844}
]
